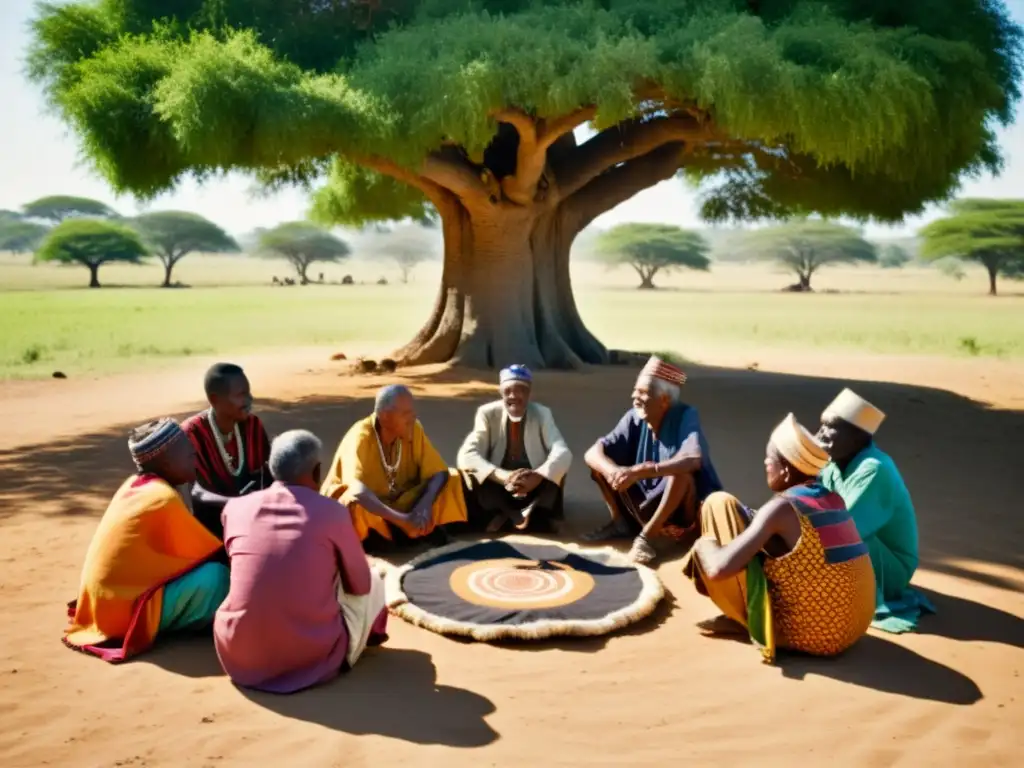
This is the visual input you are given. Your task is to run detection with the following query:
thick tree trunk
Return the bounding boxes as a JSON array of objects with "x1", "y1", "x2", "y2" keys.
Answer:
[
  {"x1": 161, "y1": 257, "x2": 175, "y2": 288},
  {"x1": 88, "y1": 262, "x2": 101, "y2": 288},
  {"x1": 392, "y1": 201, "x2": 608, "y2": 370}
]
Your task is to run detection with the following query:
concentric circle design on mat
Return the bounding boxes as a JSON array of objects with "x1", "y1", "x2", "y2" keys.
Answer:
[
  {"x1": 450, "y1": 557, "x2": 595, "y2": 609},
  {"x1": 383, "y1": 539, "x2": 664, "y2": 642}
]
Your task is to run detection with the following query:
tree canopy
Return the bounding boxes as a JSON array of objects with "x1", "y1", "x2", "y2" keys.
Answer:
[
  {"x1": 735, "y1": 219, "x2": 877, "y2": 289},
  {"x1": 35, "y1": 218, "x2": 148, "y2": 287},
  {"x1": 0, "y1": 218, "x2": 50, "y2": 253},
  {"x1": 878, "y1": 243, "x2": 912, "y2": 269},
  {"x1": 131, "y1": 210, "x2": 239, "y2": 286},
  {"x1": 594, "y1": 223, "x2": 711, "y2": 289},
  {"x1": 22, "y1": 194, "x2": 119, "y2": 223},
  {"x1": 918, "y1": 198, "x2": 1024, "y2": 294},
  {"x1": 256, "y1": 221, "x2": 350, "y2": 283},
  {"x1": 26, "y1": 0, "x2": 1024, "y2": 367}
]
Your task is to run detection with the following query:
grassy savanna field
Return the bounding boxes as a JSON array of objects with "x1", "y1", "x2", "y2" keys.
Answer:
[{"x1": 1, "y1": 251, "x2": 1022, "y2": 380}]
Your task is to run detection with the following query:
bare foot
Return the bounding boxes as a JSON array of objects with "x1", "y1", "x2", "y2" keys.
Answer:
[
  {"x1": 696, "y1": 615, "x2": 747, "y2": 635},
  {"x1": 628, "y1": 535, "x2": 657, "y2": 565}
]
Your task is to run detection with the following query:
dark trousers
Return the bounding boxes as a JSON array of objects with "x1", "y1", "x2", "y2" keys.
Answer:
[
  {"x1": 591, "y1": 470, "x2": 697, "y2": 536},
  {"x1": 464, "y1": 474, "x2": 563, "y2": 531}
]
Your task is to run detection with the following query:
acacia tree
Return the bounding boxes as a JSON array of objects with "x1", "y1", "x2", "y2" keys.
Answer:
[
  {"x1": 34, "y1": 218, "x2": 147, "y2": 287},
  {"x1": 918, "y1": 198, "x2": 1024, "y2": 295},
  {"x1": 27, "y1": 1, "x2": 1023, "y2": 368},
  {"x1": 0, "y1": 216, "x2": 49, "y2": 253},
  {"x1": 22, "y1": 195, "x2": 118, "y2": 224},
  {"x1": 737, "y1": 220, "x2": 877, "y2": 290},
  {"x1": 595, "y1": 223, "x2": 710, "y2": 289},
  {"x1": 257, "y1": 221, "x2": 350, "y2": 284},
  {"x1": 131, "y1": 210, "x2": 239, "y2": 286},
  {"x1": 878, "y1": 244, "x2": 912, "y2": 269},
  {"x1": 355, "y1": 221, "x2": 441, "y2": 283}
]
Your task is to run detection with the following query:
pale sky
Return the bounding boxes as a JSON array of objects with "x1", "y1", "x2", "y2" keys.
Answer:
[{"x1": 1, "y1": 0, "x2": 1022, "y2": 238}]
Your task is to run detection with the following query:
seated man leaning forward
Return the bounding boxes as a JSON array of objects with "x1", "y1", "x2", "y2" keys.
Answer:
[
  {"x1": 583, "y1": 356, "x2": 722, "y2": 564},
  {"x1": 681, "y1": 413, "x2": 876, "y2": 662},
  {"x1": 215, "y1": 430, "x2": 388, "y2": 693},
  {"x1": 817, "y1": 388, "x2": 928, "y2": 630},
  {"x1": 182, "y1": 362, "x2": 272, "y2": 542},
  {"x1": 64, "y1": 419, "x2": 229, "y2": 662},
  {"x1": 320, "y1": 384, "x2": 468, "y2": 548},
  {"x1": 457, "y1": 365, "x2": 572, "y2": 533}
]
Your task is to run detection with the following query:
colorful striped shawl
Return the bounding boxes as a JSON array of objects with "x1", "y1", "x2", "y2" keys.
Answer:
[
  {"x1": 782, "y1": 482, "x2": 869, "y2": 564},
  {"x1": 182, "y1": 412, "x2": 270, "y2": 496}
]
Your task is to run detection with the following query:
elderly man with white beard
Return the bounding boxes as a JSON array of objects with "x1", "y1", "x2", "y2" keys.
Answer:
[{"x1": 457, "y1": 365, "x2": 572, "y2": 533}]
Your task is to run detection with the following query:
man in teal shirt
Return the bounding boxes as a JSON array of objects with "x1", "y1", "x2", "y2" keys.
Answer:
[{"x1": 816, "y1": 388, "x2": 933, "y2": 632}]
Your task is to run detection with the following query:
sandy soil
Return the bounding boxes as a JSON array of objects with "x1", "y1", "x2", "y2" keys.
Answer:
[{"x1": 1, "y1": 350, "x2": 1022, "y2": 767}]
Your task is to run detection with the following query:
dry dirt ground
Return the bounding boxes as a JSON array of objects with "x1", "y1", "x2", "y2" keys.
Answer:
[{"x1": 1, "y1": 350, "x2": 1022, "y2": 767}]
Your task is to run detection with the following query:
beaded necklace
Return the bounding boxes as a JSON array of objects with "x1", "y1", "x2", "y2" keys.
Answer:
[
  {"x1": 374, "y1": 424, "x2": 402, "y2": 497},
  {"x1": 207, "y1": 408, "x2": 245, "y2": 478}
]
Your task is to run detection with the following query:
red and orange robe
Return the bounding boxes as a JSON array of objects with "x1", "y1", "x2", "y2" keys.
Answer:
[{"x1": 182, "y1": 412, "x2": 271, "y2": 539}]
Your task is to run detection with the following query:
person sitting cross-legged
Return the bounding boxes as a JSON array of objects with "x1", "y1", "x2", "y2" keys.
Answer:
[
  {"x1": 583, "y1": 356, "x2": 723, "y2": 564},
  {"x1": 457, "y1": 365, "x2": 572, "y2": 533},
  {"x1": 215, "y1": 430, "x2": 388, "y2": 693},
  {"x1": 320, "y1": 384, "x2": 468, "y2": 549},
  {"x1": 681, "y1": 413, "x2": 876, "y2": 663},
  {"x1": 64, "y1": 418, "x2": 229, "y2": 663}
]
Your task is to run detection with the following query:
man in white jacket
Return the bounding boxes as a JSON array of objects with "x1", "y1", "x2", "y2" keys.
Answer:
[{"x1": 457, "y1": 365, "x2": 572, "y2": 533}]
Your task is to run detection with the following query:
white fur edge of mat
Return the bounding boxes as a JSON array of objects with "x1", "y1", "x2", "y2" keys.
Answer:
[{"x1": 373, "y1": 539, "x2": 665, "y2": 642}]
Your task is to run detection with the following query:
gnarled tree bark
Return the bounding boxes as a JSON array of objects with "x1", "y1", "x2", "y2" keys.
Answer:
[{"x1": 371, "y1": 109, "x2": 718, "y2": 369}]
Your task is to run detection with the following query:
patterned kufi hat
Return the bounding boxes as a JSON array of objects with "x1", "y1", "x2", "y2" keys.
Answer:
[
  {"x1": 499, "y1": 364, "x2": 533, "y2": 387},
  {"x1": 770, "y1": 413, "x2": 830, "y2": 476},
  {"x1": 128, "y1": 418, "x2": 185, "y2": 471},
  {"x1": 638, "y1": 355, "x2": 687, "y2": 386}
]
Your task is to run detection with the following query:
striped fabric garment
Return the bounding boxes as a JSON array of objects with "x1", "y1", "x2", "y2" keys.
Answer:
[
  {"x1": 181, "y1": 413, "x2": 271, "y2": 496},
  {"x1": 783, "y1": 482, "x2": 870, "y2": 564}
]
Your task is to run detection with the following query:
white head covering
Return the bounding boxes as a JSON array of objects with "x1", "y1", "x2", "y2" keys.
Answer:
[
  {"x1": 770, "y1": 413, "x2": 830, "y2": 476},
  {"x1": 822, "y1": 388, "x2": 886, "y2": 435}
]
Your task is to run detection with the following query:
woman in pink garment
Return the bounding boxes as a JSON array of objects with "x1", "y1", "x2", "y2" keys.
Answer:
[{"x1": 214, "y1": 429, "x2": 388, "y2": 693}]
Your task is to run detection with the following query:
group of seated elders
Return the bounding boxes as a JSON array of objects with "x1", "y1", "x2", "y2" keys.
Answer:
[
  {"x1": 582, "y1": 356, "x2": 723, "y2": 564},
  {"x1": 457, "y1": 365, "x2": 572, "y2": 533},
  {"x1": 64, "y1": 419, "x2": 230, "y2": 662},
  {"x1": 682, "y1": 413, "x2": 876, "y2": 662},
  {"x1": 64, "y1": 357, "x2": 922, "y2": 673}
]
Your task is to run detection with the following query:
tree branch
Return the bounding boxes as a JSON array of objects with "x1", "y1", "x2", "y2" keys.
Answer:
[
  {"x1": 492, "y1": 106, "x2": 596, "y2": 206},
  {"x1": 359, "y1": 152, "x2": 492, "y2": 207},
  {"x1": 564, "y1": 142, "x2": 687, "y2": 230},
  {"x1": 555, "y1": 114, "x2": 714, "y2": 200}
]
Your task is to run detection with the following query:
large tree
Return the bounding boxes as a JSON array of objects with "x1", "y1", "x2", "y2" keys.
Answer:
[
  {"x1": 594, "y1": 223, "x2": 711, "y2": 289},
  {"x1": 27, "y1": 0, "x2": 1023, "y2": 368},
  {"x1": 131, "y1": 210, "x2": 239, "y2": 287},
  {"x1": 22, "y1": 194, "x2": 118, "y2": 224},
  {"x1": 0, "y1": 217, "x2": 49, "y2": 253},
  {"x1": 34, "y1": 218, "x2": 148, "y2": 287},
  {"x1": 256, "y1": 221, "x2": 350, "y2": 284},
  {"x1": 918, "y1": 198, "x2": 1024, "y2": 295},
  {"x1": 736, "y1": 219, "x2": 877, "y2": 290}
]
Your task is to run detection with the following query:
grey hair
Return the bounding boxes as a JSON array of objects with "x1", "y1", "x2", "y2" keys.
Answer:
[
  {"x1": 268, "y1": 429, "x2": 323, "y2": 484},
  {"x1": 638, "y1": 374, "x2": 680, "y2": 403},
  {"x1": 375, "y1": 384, "x2": 412, "y2": 414}
]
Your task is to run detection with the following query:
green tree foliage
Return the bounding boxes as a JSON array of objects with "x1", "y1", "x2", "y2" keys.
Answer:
[
  {"x1": 878, "y1": 243, "x2": 912, "y2": 269},
  {"x1": 256, "y1": 222, "x2": 350, "y2": 284},
  {"x1": 131, "y1": 210, "x2": 239, "y2": 287},
  {"x1": 26, "y1": 0, "x2": 1023, "y2": 367},
  {"x1": 0, "y1": 218, "x2": 50, "y2": 253},
  {"x1": 918, "y1": 198, "x2": 1024, "y2": 295},
  {"x1": 22, "y1": 194, "x2": 118, "y2": 224},
  {"x1": 736, "y1": 219, "x2": 877, "y2": 290},
  {"x1": 34, "y1": 218, "x2": 148, "y2": 287},
  {"x1": 594, "y1": 223, "x2": 711, "y2": 289}
]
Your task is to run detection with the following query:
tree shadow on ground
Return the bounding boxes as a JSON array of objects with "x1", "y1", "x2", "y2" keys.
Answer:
[
  {"x1": 779, "y1": 634, "x2": 982, "y2": 705},
  {"x1": 238, "y1": 647, "x2": 498, "y2": 747},
  {"x1": 2, "y1": 363, "x2": 1022, "y2": 590}
]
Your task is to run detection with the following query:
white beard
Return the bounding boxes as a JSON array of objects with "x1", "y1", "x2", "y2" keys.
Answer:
[{"x1": 506, "y1": 413, "x2": 525, "y2": 423}]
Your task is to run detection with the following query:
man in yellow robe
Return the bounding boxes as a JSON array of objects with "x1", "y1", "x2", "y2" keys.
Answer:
[{"x1": 321, "y1": 384, "x2": 468, "y2": 546}]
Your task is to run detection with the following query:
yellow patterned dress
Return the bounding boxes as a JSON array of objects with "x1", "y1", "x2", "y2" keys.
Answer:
[{"x1": 762, "y1": 483, "x2": 876, "y2": 657}]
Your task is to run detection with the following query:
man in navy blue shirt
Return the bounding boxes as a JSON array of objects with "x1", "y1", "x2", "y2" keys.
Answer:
[{"x1": 583, "y1": 356, "x2": 722, "y2": 563}]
